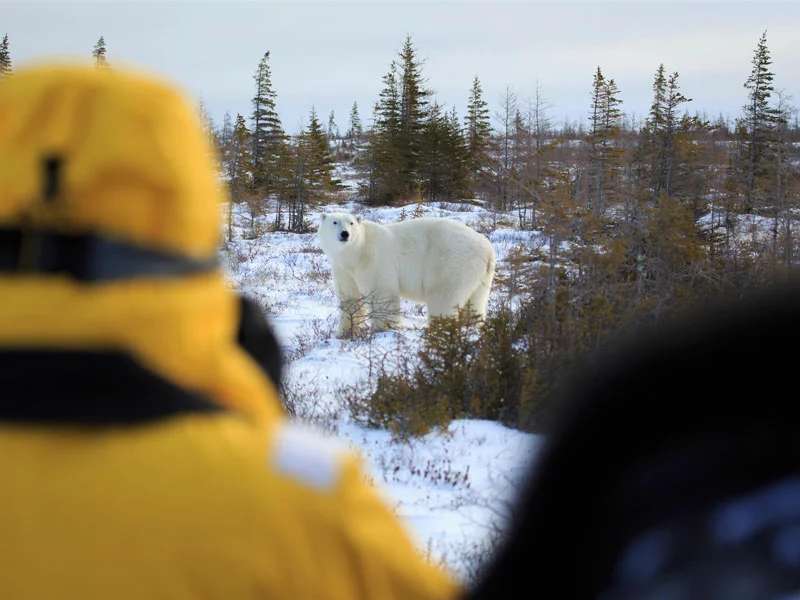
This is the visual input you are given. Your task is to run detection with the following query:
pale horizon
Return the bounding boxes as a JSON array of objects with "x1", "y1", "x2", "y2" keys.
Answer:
[{"x1": 3, "y1": 1, "x2": 799, "y2": 133}]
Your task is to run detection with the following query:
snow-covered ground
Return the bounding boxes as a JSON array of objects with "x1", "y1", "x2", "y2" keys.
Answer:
[
  {"x1": 221, "y1": 197, "x2": 543, "y2": 583},
  {"x1": 220, "y1": 169, "x2": 789, "y2": 583}
]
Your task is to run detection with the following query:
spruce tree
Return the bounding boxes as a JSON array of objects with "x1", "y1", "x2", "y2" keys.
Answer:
[
  {"x1": 587, "y1": 67, "x2": 623, "y2": 213},
  {"x1": 356, "y1": 103, "x2": 382, "y2": 203},
  {"x1": 737, "y1": 31, "x2": 782, "y2": 211},
  {"x1": 369, "y1": 35, "x2": 432, "y2": 204},
  {"x1": 217, "y1": 111, "x2": 234, "y2": 183},
  {"x1": 420, "y1": 101, "x2": 447, "y2": 201},
  {"x1": 640, "y1": 65, "x2": 691, "y2": 197},
  {"x1": 464, "y1": 76, "x2": 492, "y2": 192},
  {"x1": 326, "y1": 109, "x2": 340, "y2": 160},
  {"x1": 0, "y1": 34, "x2": 12, "y2": 77},
  {"x1": 370, "y1": 61, "x2": 404, "y2": 204},
  {"x1": 219, "y1": 112, "x2": 234, "y2": 159},
  {"x1": 660, "y1": 72, "x2": 692, "y2": 196},
  {"x1": 346, "y1": 101, "x2": 363, "y2": 143},
  {"x1": 226, "y1": 114, "x2": 255, "y2": 239},
  {"x1": 327, "y1": 110, "x2": 339, "y2": 141},
  {"x1": 92, "y1": 36, "x2": 109, "y2": 68},
  {"x1": 251, "y1": 51, "x2": 286, "y2": 194},
  {"x1": 197, "y1": 97, "x2": 217, "y2": 147},
  {"x1": 287, "y1": 107, "x2": 337, "y2": 232},
  {"x1": 397, "y1": 34, "x2": 432, "y2": 197},
  {"x1": 640, "y1": 63, "x2": 668, "y2": 190},
  {"x1": 305, "y1": 106, "x2": 336, "y2": 192},
  {"x1": 444, "y1": 105, "x2": 470, "y2": 199}
]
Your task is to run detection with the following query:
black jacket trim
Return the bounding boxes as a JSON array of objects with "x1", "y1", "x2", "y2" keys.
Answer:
[
  {"x1": 0, "y1": 228, "x2": 219, "y2": 282},
  {"x1": 0, "y1": 350, "x2": 223, "y2": 425}
]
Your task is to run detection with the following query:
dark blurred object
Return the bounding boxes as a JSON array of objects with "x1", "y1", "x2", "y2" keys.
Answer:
[
  {"x1": 468, "y1": 280, "x2": 800, "y2": 600},
  {"x1": 237, "y1": 295, "x2": 283, "y2": 389}
]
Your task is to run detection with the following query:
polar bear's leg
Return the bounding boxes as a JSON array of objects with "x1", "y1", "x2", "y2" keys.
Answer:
[
  {"x1": 333, "y1": 266, "x2": 367, "y2": 338},
  {"x1": 425, "y1": 292, "x2": 463, "y2": 321},
  {"x1": 427, "y1": 280, "x2": 490, "y2": 322},
  {"x1": 466, "y1": 281, "x2": 491, "y2": 319},
  {"x1": 363, "y1": 285, "x2": 402, "y2": 332}
]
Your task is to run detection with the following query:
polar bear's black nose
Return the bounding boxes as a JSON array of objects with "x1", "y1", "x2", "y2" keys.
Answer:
[{"x1": 340, "y1": 231, "x2": 349, "y2": 241}]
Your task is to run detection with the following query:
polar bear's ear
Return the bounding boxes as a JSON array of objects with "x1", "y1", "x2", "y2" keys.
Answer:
[
  {"x1": 320, "y1": 214, "x2": 328, "y2": 223},
  {"x1": 356, "y1": 215, "x2": 363, "y2": 224}
]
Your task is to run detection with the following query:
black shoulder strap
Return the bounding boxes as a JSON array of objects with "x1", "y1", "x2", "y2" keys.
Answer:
[
  {"x1": 0, "y1": 350, "x2": 223, "y2": 425},
  {"x1": 0, "y1": 228, "x2": 218, "y2": 282}
]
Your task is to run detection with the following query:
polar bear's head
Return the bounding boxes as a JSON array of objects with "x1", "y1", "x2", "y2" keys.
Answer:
[{"x1": 318, "y1": 212, "x2": 364, "y2": 257}]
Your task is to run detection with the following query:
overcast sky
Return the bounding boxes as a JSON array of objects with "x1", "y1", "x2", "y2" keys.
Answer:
[{"x1": 3, "y1": 1, "x2": 800, "y2": 134}]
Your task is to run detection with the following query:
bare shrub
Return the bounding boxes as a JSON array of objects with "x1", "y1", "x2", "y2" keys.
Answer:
[
  {"x1": 337, "y1": 290, "x2": 405, "y2": 339},
  {"x1": 284, "y1": 317, "x2": 337, "y2": 364},
  {"x1": 345, "y1": 307, "x2": 534, "y2": 439},
  {"x1": 280, "y1": 375, "x2": 343, "y2": 433},
  {"x1": 472, "y1": 212, "x2": 515, "y2": 237}
]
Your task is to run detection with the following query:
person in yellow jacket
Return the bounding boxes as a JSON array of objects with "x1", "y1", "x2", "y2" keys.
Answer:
[{"x1": 0, "y1": 63, "x2": 460, "y2": 599}]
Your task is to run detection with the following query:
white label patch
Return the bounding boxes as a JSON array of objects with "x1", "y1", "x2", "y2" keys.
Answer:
[{"x1": 271, "y1": 422, "x2": 345, "y2": 491}]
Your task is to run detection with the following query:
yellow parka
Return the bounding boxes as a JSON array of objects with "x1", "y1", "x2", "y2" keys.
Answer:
[{"x1": 0, "y1": 64, "x2": 460, "y2": 600}]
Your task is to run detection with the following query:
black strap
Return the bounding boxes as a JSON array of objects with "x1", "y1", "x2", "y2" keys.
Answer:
[
  {"x1": 237, "y1": 295, "x2": 284, "y2": 392},
  {"x1": 0, "y1": 350, "x2": 223, "y2": 425},
  {"x1": 0, "y1": 228, "x2": 218, "y2": 282}
]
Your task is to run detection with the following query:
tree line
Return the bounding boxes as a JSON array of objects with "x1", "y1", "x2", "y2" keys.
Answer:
[
  {"x1": 357, "y1": 30, "x2": 800, "y2": 434},
  {"x1": 3, "y1": 32, "x2": 795, "y2": 243}
]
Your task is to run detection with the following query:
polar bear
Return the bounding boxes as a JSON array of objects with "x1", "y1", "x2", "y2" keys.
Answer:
[{"x1": 318, "y1": 212, "x2": 496, "y2": 337}]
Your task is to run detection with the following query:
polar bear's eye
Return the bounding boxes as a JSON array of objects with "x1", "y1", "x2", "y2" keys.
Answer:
[
  {"x1": 333, "y1": 221, "x2": 338, "y2": 225},
  {"x1": 349, "y1": 221, "x2": 354, "y2": 225}
]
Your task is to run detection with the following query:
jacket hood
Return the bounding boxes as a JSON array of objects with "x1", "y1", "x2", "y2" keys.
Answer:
[
  {"x1": 0, "y1": 63, "x2": 221, "y2": 255},
  {"x1": 0, "y1": 63, "x2": 280, "y2": 423}
]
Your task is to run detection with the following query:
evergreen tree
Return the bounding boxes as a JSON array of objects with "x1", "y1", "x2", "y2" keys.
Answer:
[
  {"x1": 251, "y1": 51, "x2": 286, "y2": 194},
  {"x1": 587, "y1": 66, "x2": 606, "y2": 212},
  {"x1": 287, "y1": 107, "x2": 337, "y2": 232},
  {"x1": 640, "y1": 65, "x2": 691, "y2": 197},
  {"x1": 304, "y1": 106, "x2": 336, "y2": 192},
  {"x1": 671, "y1": 113, "x2": 713, "y2": 216},
  {"x1": 419, "y1": 101, "x2": 447, "y2": 201},
  {"x1": 464, "y1": 76, "x2": 492, "y2": 193},
  {"x1": 226, "y1": 114, "x2": 256, "y2": 239},
  {"x1": 327, "y1": 110, "x2": 339, "y2": 141},
  {"x1": 327, "y1": 109, "x2": 341, "y2": 161},
  {"x1": 369, "y1": 61, "x2": 404, "y2": 204},
  {"x1": 736, "y1": 31, "x2": 783, "y2": 211},
  {"x1": 219, "y1": 112, "x2": 234, "y2": 156},
  {"x1": 396, "y1": 34, "x2": 432, "y2": 196},
  {"x1": 660, "y1": 72, "x2": 692, "y2": 196},
  {"x1": 444, "y1": 105, "x2": 470, "y2": 199},
  {"x1": 368, "y1": 35, "x2": 432, "y2": 204},
  {"x1": 197, "y1": 97, "x2": 217, "y2": 147},
  {"x1": 772, "y1": 90, "x2": 796, "y2": 267},
  {"x1": 92, "y1": 36, "x2": 109, "y2": 68},
  {"x1": 217, "y1": 112, "x2": 234, "y2": 179},
  {"x1": 0, "y1": 34, "x2": 12, "y2": 77},
  {"x1": 587, "y1": 67, "x2": 623, "y2": 213},
  {"x1": 229, "y1": 114, "x2": 255, "y2": 191},
  {"x1": 356, "y1": 103, "x2": 382, "y2": 204},
  {"x1": 346, "y1": 101, "x2": 363, "y2": 143},
  {"x1": 639, "y1": 64, "x2": 668, "y2": 192}
]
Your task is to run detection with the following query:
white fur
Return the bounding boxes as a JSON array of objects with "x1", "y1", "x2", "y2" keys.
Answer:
[{"x1": 318, "y1": 212, "x2": 496, "y2": 337}]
